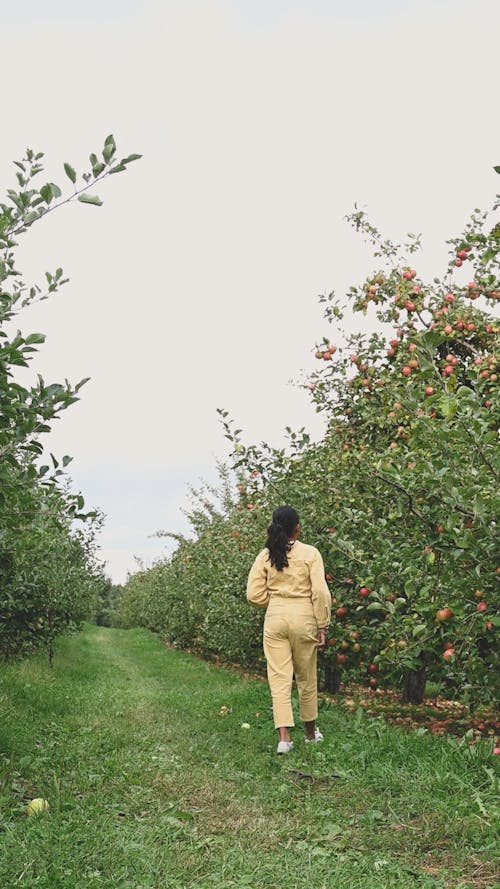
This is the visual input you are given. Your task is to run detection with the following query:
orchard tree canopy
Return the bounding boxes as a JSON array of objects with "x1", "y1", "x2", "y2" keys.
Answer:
[
  {"x1": 0, "y1": 137, "x2": 140, "y2": 658},
  {"x1": 117, "y1": 171, "x2": 499, "y2": 706}
]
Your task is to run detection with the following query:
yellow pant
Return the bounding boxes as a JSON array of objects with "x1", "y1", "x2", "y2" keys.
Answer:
[{"x1": 263, "y1": 600, "x2": 319, "y2": 728}]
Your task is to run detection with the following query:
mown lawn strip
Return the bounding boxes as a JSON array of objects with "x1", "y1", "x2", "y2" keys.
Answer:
[{"x1": 0, "y1": 626, "x2": 498, "y2": 889}]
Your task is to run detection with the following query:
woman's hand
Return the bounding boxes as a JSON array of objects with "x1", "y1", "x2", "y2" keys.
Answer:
[{"x1": 316, "y1": 628, "x2": 326, "y2": 650}]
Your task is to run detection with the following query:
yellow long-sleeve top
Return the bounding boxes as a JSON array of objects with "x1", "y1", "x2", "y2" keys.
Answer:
[{"x1": 246, "y1": 540, "x2": 331, "y2": 628}]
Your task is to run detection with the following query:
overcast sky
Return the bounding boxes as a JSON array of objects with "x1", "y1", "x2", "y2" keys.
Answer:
[{"x1": 1, "y1": 0, "x2": 499, "y2": 581}]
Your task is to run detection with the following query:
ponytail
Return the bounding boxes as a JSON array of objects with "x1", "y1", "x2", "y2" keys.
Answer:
[{"x1": 265, "y1": 506, "x2": 300, "y2": 571}]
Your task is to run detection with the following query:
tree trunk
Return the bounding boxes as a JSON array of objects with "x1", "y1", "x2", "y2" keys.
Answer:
[
  {"x1": 402, "y1": 665, "x2": 426, "y2": 703},
  {"x1": 323, "y1": 663, "x2": 343, "y2": 694},
  {"x1": 48, "y1": 611, "x2": 54, "y2": 668}
]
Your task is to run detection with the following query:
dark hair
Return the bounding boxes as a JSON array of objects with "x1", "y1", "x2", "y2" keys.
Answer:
[{"x1": 265, "y1": 506, "x2": 300, "y2": 571}]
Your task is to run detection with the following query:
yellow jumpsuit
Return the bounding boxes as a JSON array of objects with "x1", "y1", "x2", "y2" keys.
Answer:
[{"x1": 246, "y1": 540, "x2": 331, "y2": 728}]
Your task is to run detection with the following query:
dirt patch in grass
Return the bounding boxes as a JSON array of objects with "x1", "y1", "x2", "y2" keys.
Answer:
[
  {"x1": 421, "y1": 854, "x2": 499, "y2": 889},
  {"x1": 152, "y1": 767, "x2": 304, "y2": 848}
]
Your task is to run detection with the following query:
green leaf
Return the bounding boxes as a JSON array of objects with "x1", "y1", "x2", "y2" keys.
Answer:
[
  {"x1": 439, "y1": 395, "x2": 457, "y2": 420},
  {"x1": 103, "y1": 135, "x2": 116, "y2": 164},
  {"x1": 39, "y1": 182, "x2": 62, "y2": 204},
  {"x1": 25, "y1": 333, "x2": 45, "y2": 345},
  {"x1": 77, "y1": 194, "x2": 103, "y2": 207},
  {"x1": 40, "y1": 184, "x2": 54, "y2": 204},
  {"x1": 75, "y1": 377, "x2": 91, "y2": 392},
  {"x1": 64, "y1": 163, "x2": 77, "y2": 184},
  {"x1": 494, "y1": 165, "x2": 500, "y2": 174},
  {"x1": 121, "y1": 153, "x2": 142, "y2": 165},
  {"x1": 412, "y1": 624, "x2": 427, "y2": 638}
]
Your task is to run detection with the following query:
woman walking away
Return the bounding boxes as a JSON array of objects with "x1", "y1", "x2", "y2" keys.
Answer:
[{"x1": 246, "y1": 506, "x2": 331, "y2": 754}]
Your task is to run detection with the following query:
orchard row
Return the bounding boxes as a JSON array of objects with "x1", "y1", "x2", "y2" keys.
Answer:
[
  {"x1": 0, "y1": 139, "x2": 139, "y2": 660},
  {"x1": 117, "y1": 182, "x2": 499, "y2": 705}
]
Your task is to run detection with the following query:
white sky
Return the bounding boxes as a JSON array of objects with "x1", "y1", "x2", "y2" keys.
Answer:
[{"x1": 1, "y1": 0, "x2": 499, "y2": 582}]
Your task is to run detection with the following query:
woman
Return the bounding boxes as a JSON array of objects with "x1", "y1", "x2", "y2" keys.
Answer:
[{"x1": 246, "y1": 506, "x2": 331, "y2": 754}]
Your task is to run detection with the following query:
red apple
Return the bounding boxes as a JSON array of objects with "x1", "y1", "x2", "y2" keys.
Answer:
[
  {"x1": 368, "y1": 663, "x2": 378, "y2": 674},
  {"x1": 335, "y1": 607, "x2": 347, "y2": 619},
  {"x1": 425, "y1": 386, "x2": 435, "y2": 396},
  {"x1": 402, "y1": 366, "x2": 412, "y2": 377},
  {"x1": 443, "y1": 648, "x2": 455, "y2": 660},
  {"x1": 476, "y1": 601, "x2": 487, "y2": 613},
  {"x1": 337, "y1": 653, "x2": 347, "y2": 665},
  {"x1": 436, "y1": 607, "x2": 453, "y2": 622},
  {"x1": 359, "y1": 587, "x2": 370, "y2": 597},
  {"x1": 369, "y1": 678, "x2": 378, "y2": 689}
]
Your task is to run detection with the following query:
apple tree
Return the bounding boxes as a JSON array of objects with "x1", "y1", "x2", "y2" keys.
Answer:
[
  {"x1": 226, "y1": 176, "x2": 499, "y2": 703},
  {"x1": 0, "y1": 138, "x2": 140, "y2": 658},
  {"x1": 116, "y1": 173, "x2": 498, "y2": 707}
]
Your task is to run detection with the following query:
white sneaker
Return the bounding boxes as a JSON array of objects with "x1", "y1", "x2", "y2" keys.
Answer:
[
  {"x1": 305, "y1": 728, "x2": 324, "y2": 744},
  {"x1": 277, "y1": 740, "x2": 294, "y2": 755}
]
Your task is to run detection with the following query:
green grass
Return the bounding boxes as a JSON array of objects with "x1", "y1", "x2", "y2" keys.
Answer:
[{"x1": 0, "y1": 626, "x2": 498, "y2": 889}]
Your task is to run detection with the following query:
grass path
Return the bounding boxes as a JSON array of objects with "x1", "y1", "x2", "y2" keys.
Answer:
[{"x1": 0, "y1": 625, "x2": 498, "y2": 888}]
